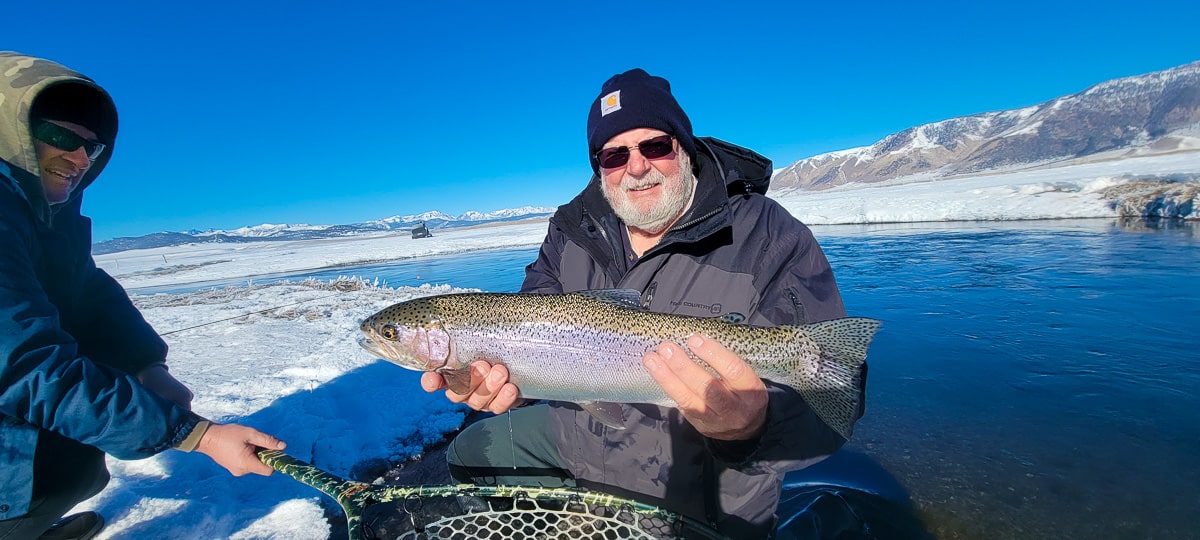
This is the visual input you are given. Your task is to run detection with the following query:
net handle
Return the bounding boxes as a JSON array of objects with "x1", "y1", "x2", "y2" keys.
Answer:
[{"x1": 257, "y1": 448, "x2": 375, "y2": 540}]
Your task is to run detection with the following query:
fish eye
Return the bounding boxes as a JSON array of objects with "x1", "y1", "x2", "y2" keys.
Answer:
[{"x1": 381, "y1": 324, "x2": 398, "y2": 340}]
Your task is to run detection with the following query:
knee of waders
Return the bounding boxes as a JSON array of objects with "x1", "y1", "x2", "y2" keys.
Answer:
[{"x1": 446, "y1": 420, "x2": 490, "y2": 483}]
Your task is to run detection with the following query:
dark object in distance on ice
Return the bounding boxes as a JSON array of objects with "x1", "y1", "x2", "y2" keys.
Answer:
[{"x1": 411, "y1": 221, "x2": 432, "y2": 239}]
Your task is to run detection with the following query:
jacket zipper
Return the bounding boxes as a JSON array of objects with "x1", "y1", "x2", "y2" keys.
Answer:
[
  {"x1": 638, "y1": 204, "x2": 726, "y2": 261},
  {"x1": 787, "y1": 288, "x2": 807, "y2": 324}
]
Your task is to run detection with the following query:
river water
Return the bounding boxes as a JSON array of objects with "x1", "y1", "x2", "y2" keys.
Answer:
[
  {"x1": 813, "y1": 218, "x2": 1199, "y2": 540},
  {"x1": 143, "y1": 218, "x2": 1200, "y2": 539}
]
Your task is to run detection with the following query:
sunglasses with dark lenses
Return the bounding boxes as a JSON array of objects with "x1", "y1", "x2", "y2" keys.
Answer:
[
  {"x1": 32, "y1": 121, "x2": 106, "y2": 161},
  {"x1": 595, "y1": 135, "x2": 675, "y2": 169}
]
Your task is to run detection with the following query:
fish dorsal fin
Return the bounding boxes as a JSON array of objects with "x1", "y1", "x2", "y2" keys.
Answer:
[
  {"x1": 579, "y1": 401, "x2": 627, "y2": 430},
  {"x1": 439, "y1": 367, "x2": 473, "y2": 395},
  {"x1": 575, "y1": 289, "x2": 644, "y2": 310}
]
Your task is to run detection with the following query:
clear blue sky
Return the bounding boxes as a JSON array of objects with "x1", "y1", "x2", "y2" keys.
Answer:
[{"x1": 7, "y1": 0, "x2": 1198, "y2": 241}]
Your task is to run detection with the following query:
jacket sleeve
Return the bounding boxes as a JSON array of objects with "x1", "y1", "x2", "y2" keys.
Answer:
[
  {"x1": 72, "y1": 255, "x2": 171, "y2": 375},
  {"x1": 521, "y1": 218, "x2": 567, "y2": 294},
  {"x1": 708, "y1": 204, "x2": 857, "y2": 471},
  {"x1": 51, "y1": 202, "x2": 169, "y2": 376},
  {"x1": 0, "y1": 192, "x2": 198, "y2": 460}
]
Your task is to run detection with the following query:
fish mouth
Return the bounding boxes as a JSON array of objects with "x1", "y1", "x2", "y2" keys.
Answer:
[
  {"x1": 358, "y1": 334, "x2": 391, "y2": 359},
  {"x1": 355, "y1": 328, "x2": 408, "y2": 362},
  {"x1": 358, "y1": 330, "x2": 429, "y2": 372},
  {"x1": 358, "y1": 318, "x2": 400, "y2": 360}
]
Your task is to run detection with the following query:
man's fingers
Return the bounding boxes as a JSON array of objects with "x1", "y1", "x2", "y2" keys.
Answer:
[
  {"x1": 199, "y1": 424, "x2": 285, "y2": 477},
  {"x1": 236, "y1": 429, "x2": 280, "y2": 476},
  {"x1": 645, "y1": 336, "x2": 770, "y2": 440},
  {"x1": 466, "y1": 364, "x2": 509, "y2": 411},
  {"x1": 684, "y1": 335, "x2": 770, "y2": 439},
  {"x1": 462, "y1": 362, "x2": 490, "y2": 395},
  {"x1": 644, "y1": 342, "x2": 707, "y2": 411},
  {"x1": 243, "y1": 455, "x2": 275, "y2": 476},
  {"x1": 487, "y1": 383, "x2": 522, "y2": 413},
  {"x1": 685, "y1": 334, "x2": 765, "y2": 393},
  {"x1": 248, "y1": 431, "x2": 286, "y2": 452},
  {"x1": 420, "y1": 372, "x2": 445, "y2": 393},
  {"x1": 437, "y1": 362, "x2": 512, "y2": 412},
  {"x1": 660, "y1": 339, "x2": 731, "y2": 403},
  {"x1": 444, "y1": 363, "x2": 489, "y2": 404},
  {"x1": 420, "y1": 361, "x2": 517, "y2": 413}
]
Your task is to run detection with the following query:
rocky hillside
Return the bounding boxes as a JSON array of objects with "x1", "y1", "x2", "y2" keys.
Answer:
[{"x1": 772, "y1": 61, "x2": 1200, "y2": 192}]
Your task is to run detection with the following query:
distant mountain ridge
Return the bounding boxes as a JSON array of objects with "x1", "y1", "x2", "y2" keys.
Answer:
[
  {"x1": 771, "y1": 61, "x2": 1200, "y2": 192},
  {"x1": 96, "y1": 62, "x2": 1200, "y2": 255},
  {"x1": 92, "y1": 207, "x2": 555, "y2": 255}
]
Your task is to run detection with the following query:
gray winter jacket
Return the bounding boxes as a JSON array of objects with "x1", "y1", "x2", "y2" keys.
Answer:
[{"x1": 521, "y1": 137, "x2": 861, "y2": 537}]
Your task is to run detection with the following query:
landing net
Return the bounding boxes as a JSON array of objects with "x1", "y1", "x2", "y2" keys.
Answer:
[{"x1": 258, "y1": 449, "x2": 726, "y2": 540}]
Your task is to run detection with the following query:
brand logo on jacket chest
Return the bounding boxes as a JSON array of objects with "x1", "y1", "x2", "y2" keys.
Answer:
[{"x1": 670, "y1": 300, "x2": 723, "y2": 315}]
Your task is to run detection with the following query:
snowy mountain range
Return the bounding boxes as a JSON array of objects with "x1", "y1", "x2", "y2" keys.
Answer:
[
  {"x1": 91, "y1": 207, "x2": 556, "y2": 255},
  {"x1": 94, "y1": 61, "x2": 1200, "y2": 255},
  {"x1": 771, "y1": 61, "x2": 1200, "y2": 192}
]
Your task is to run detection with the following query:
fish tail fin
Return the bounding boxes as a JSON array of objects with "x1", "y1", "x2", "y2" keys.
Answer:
[{"x1": 787, "y1": 317, "x2": 882, "y2": 440}]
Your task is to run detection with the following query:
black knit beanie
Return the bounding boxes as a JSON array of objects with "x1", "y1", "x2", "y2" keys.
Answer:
[
  {"x1": 586, "y1": 68, "x2": 696, "y2": 172},
  {"x1": 30, "y1": 82, "x2": 118, "y2": 145}
]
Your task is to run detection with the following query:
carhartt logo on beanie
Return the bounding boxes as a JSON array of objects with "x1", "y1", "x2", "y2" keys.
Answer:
[{"x1": 586, "y1": 68, "x2": 696, "y2": 172}]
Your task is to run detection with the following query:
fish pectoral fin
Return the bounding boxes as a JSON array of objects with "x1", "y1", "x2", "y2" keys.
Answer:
[
  {"x1": 580, "y1": 402, "x2": 626, "y2": 430},
  {"x1": 439, "y1": 367, "x2": 474, "y2": 395}
]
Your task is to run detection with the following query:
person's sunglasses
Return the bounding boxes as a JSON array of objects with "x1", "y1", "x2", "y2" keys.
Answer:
[
  {"x1": 32, "y1": 121, "x2": 106, "y2": 161},
  {"x1": 595, "y1": 135, "x2": 675, "y2": 169}
]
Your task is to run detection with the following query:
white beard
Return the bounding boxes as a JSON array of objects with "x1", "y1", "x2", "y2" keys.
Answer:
[{"x1": 602, "y1": 151, "x2": 695, "y2": 235}]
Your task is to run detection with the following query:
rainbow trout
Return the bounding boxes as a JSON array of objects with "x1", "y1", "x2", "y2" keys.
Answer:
[{"x1": 359, "y1": 289, "x2": 880, "y2": 438}]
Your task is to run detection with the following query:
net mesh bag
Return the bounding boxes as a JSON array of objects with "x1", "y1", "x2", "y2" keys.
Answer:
[{"x1": 362, "y1": 490, "x2": 688, "y2": 540}]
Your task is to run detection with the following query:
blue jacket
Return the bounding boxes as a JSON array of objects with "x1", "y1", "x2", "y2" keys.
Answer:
[
  {"x1": 522, "y1": 137, "x2": 861, "y2": 537},
  {"x1": 0, "y1": 53, "x2": 201, "y2": 519}
]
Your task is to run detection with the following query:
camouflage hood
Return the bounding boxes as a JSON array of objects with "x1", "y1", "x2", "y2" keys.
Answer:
[{"x1": 0, "y1": 52, "x2": 118, "y2": 223}]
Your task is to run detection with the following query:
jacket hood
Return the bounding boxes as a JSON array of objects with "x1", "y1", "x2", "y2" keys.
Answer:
[
  {"x1": 694, "y1": 136, "x2": 772, "y2": 196},
  {"x1": 0, "y1": 52, "x2": 118, "y2": 223}
]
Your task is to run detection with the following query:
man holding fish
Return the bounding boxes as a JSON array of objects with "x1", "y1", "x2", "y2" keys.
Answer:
[{"x1": 383, "y1": 68, "x2": 871, "y2": 538}]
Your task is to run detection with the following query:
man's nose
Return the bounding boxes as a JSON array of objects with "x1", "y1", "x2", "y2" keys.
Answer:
[
  {"x1": 63, "y1": 147, "x2": 92, "y2": 169},
  {"x1": 624, "y1": 148, "x2": 651, "y2": 176}
]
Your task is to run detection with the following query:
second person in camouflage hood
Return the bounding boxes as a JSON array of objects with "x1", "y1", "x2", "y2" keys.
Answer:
[{"x1": 0, "y1": 52, "x2": 287, "y2": 540}]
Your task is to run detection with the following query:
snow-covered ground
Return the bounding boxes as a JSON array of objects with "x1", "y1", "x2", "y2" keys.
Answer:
[
  {"x1": 776, "y1": 152, "x2": 1198, "y2": 223},
  {"x1": 96, "y1": 152, "x2": 1198, "y2": 292},
  {"x1": 75, "y1": 280, "x2": 465, "y2": 539},
  {"x1": 95, "y1": 221, "x2": 553, "y2": 292},
  {"x1": 74, "y1": 152, "x2": 1198, "y2": 539}
]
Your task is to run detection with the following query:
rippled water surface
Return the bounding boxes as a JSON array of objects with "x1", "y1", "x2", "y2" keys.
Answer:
[
  {"x1": 816, "y1": 220, "x2": 1199, "y2": 539},
  {"x1": 146, "y1": 219, "x2": 1200, "y2": 539}
]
